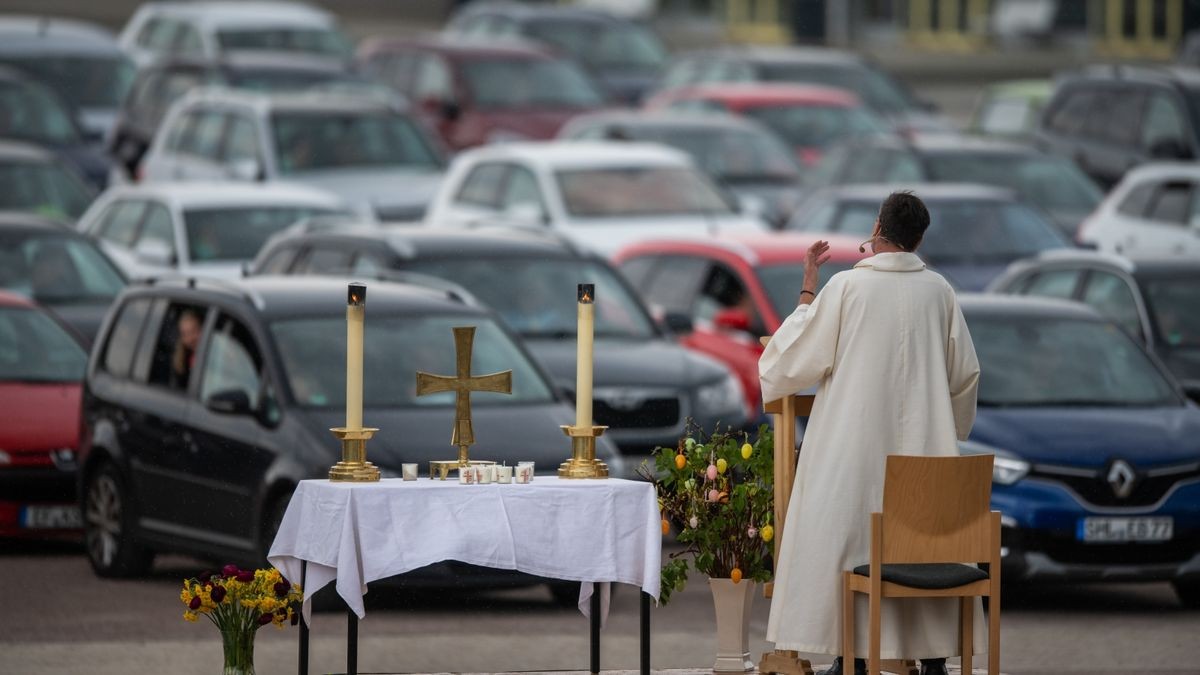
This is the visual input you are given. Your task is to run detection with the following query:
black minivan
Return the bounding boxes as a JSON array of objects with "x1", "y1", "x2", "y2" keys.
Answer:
[{"x1": 78, "y1": 276, "x2": 620, "y2": 579}]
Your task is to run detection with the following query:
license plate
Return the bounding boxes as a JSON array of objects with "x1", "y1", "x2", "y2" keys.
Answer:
[
  {"x1": 21, "y1": 505, "x2": 83, "y2": 530},
  {"x1": 1078, "y1": 516, "x2": 1173, "y2": 543}
]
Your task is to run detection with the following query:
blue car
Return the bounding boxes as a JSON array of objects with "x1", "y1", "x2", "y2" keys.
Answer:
[{"x1": 959, "y1": 295, "x2": 1200, "y2": 607}]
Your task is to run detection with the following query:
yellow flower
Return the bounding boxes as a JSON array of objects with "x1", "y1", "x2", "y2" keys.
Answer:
[
  {"x1": 180, "y1": 587, "x2": 193, "y2": 604},
  {"x1": 241, "y1": 598, "x2": 258, "y2": 610},
  {"x1": 183, "y1": 611, "x2": 198, "y2": 622}
]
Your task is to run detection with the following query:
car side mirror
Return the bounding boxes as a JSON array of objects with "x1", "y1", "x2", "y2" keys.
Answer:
[
  {"x1": 206, "y1": 389, "x2": 253, "y2": 416},
  {"x1": 713, "y1": 307, "x2": 752, "y2": 332},
  {"x1": 134, "y1": 239, "x2": 175, "y2": 267},
  {"x1": 227, "y1": 158, "x2": 263, "y2": 182},
  {"x1": 660, "y1": 311, "x2": 694, "y2": 335}
]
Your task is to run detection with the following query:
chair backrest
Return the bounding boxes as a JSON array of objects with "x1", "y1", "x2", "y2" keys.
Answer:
[{"x1": 880, "y1": 454, "x2": 994, "y2": 565}]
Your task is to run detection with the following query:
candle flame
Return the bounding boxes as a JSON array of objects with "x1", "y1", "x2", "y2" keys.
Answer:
[{"x1": 581, "y1": 291, "x2": 591, "y2": 303}]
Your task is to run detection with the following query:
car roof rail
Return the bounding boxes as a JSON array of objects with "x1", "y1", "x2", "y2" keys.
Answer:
[
  {"x1": 372, "y1": 269, "x2": 480, "y2": 306},
  {"x1": 153, "y1": 275, "x2": 266, "y2": 311}
]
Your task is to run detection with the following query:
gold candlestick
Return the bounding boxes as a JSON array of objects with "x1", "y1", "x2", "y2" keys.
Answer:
[
  {"x1": 559, "y1": 284, "x2": 608, "y2": 479},
  {"x1": 330, "y1": 283, "x2": 380, "y2": 482}
]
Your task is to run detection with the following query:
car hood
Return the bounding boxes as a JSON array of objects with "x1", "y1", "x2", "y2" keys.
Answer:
[
  {"x1": 0, "y1": 382, "x2": 81, "y2": 453},
  {"x1": 39, "y1": 300, "x2": 112, "y2": 346},
  {"x1": 971, "y1": 405, "x2": 1200, "y2": 468},
  {"x1": 297, "y1": 402, "x2": 622, "y2": 473},
  {"x1": 285, "y1": 168, "x2": 443, "y2": 213},
  {"x1": 523, "y1": 336, "x2": 729, "y2": 391},
  {"x1": 565, "y1": 213, "x2": 767, "y2": 257},
  {"x1": 926, "y1": 261, "x2": 1008, "y2": 292}
]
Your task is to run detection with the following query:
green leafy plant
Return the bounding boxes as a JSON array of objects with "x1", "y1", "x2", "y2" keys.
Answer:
[{"x1": 640, "y1": 422, "x2": 774, "y2": 604}]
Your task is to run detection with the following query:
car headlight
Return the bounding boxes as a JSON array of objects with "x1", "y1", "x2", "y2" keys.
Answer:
[
  {"x1": 696, "y1": 374, "x2": 746, "y2": 417},
  {"x1": 958, "y1": 439, "x2": 1030, "y2": 486}
]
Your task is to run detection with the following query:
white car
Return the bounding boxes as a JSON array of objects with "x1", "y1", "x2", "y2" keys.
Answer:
[
  {"x1": 140, "y1": 87, "x2": 445, "y2": 222},
  {"x1": 1079, "y1": 163, "x2": 1200, "y2": 256},
  {"x1": 77, "y1": 181, "x2": 353, "y2": 279},
  {"x1": 117, "y1": 1, "x2": 351, "y2": 69},
  {"x1": 423, "y1": 141, "x2": 768, "y2": 256}
]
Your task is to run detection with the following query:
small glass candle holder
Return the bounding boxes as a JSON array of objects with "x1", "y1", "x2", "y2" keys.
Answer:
[
  {"x1": 496, "y1": 465, "x2": 513, "y2": 484},
  {"x1": 515, "y1": 464, "x2": 533, "y2": 484},
  {"x1": 459, "y1": 465, "x2": 477, "y2": 485},
  {"x1": 479, "y1": 465, "x2": 495, "y2": 484},
  {"x1": 401, "y1": 463, "x2": 418, "y2": 481}
]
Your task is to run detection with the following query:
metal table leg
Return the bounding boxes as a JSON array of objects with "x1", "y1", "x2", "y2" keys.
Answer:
[
  {"x1": 347, "y1": 606, "x2": 359, "y2": 675},
  {"x1": 299, "y1": 563, "x2": 308, "y2": 675},
  {"x1": 640, "y1": 591, "x2": 651, "y2": 675},
  {"x1": 590, "y1": 586, "x2": 601, "y2": 674}
]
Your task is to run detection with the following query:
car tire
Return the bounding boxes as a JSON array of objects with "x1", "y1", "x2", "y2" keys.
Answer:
[
  {"x1": 83, "y1": 462, "x2": 153, "y2": 577},
  {"x1": 258, "y1": 489, "x2": 294, "y2": 564},
  {"x1": 1172, "y1": 579, "x2": 1200, "y2": 608}
]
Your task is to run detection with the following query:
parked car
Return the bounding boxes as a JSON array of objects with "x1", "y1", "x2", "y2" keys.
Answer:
[
  {"x1": 0, "y1": 65, "x2": 112, "y2": 189},
  {"x1": 0, "y1": 212, "x2": 127, "y2": 343},
  {"x1": 424, "y1": 141, "x2": 767, "y2": 256},
  {"x1": 803, "y1": 133, "x2": 1103, "y2": 237},
  {"x1": 786, "y1": 184, "x2": 1072, "y2": 291},
  {"x1": 140, "y1": 88, "x2": 445, "y2": 221},
  {"x1": 0, "y1": 16, "x2": 135, "y2": 144},
  {"x1": 958, "y1": 294, "x2": 1200, "y2": 607},
  {"x1": 1035, "y1": 65, "x2": 1200, "y2": 189},
  {"x1": 356, "y1": 35, "x2": 608, "y2": 151},
  {"x1": 78, "y1": 276, "x2": 622, "y2": 578},
  {"x1": 558, "y1": 111, "x2": 804, "y2": 227},
  {"x1": 652, "y1": 46, "x2": 953, "y2": 134},
  {"x1": 0, "y1": 291, "x2": 89, "y2": 537},
  {"x1": 614, "y1": 233, "x2": 867, "y2": 414},
  {"x1": 643, "y1": 83, "x2": 889, "y2": 166},
  {"x1": 250, "y1": 226, "x2": 750, "y2": 451},
  {"x1": 109, "y1": 52, "x2": 368, "y2": 181},
  {"x1": 78, "y1": 182, "x2": 352, "y2": 280},
  {"x1": 988, "y1": 250, "x2": 1200, "y2": 399},
  {"x1": 1075, "y1": 162, "x2": 1200, "y2": 255},
  {"x1": 444, "y1": 1, "x2": 668, "y2": 104},
  {"x1": 967, "y1": 79, "x2": 1052, "y2": 139},
  {"x1": 117, "y1": 1, "x2": 352, "y2": 69},
  {"x1": 0, "y1": 140, "x2": 96, "y2": 222}
]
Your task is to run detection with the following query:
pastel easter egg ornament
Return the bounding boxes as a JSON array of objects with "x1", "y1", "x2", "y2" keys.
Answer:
[
  {"x1": 706, "y1": 464, "x2": 718, "y2": 481},
  {"x1": 741, "y1": 443, "x2": 753, "y2": 460}
]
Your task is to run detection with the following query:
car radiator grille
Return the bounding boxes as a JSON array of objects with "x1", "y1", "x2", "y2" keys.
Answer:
[
  {"x1": 1018, "y1": 530, "x2": 1200, "y2": 566},
  {"x1": 1033, "y1": 463, "x2": 1200, "y2": 507},
  {"x1": 565, "y1": 389, "x2": 682, "y2": 429}
]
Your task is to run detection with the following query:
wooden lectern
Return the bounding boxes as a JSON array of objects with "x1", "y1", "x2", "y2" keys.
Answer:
[{"x1": 757, "y1": 339, "x2": 918, "y2": 675}]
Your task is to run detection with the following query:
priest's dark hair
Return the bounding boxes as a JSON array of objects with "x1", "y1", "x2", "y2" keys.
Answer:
[{"x1": 877, "y1": 191, "x2": 930, "y2": 251}]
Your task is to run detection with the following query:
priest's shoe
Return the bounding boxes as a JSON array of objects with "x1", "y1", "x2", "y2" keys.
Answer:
[
  {"x1": 818, "y1": 657, "x2": 866, "y2": 675},
  {"x1": 919, "y1": 658, "x2": 948, "y2": 675}
]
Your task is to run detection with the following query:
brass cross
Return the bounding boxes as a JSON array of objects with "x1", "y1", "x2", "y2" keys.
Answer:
[{"x1": 415, "y1": 326, "x2": 512, "y2": 464}]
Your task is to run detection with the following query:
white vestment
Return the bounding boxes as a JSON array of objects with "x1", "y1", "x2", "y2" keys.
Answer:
[{"x1": 760, "y1": 252, "x2": 984, "y2": 659}]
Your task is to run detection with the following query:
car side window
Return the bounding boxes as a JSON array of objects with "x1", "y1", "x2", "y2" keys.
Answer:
[
  {"x1": 97, "y1": 200, "x2": 147, "y2": 246},
  {"x1": 1100, "y1": 89, "x2": 1144, "y2": 146},
  {"x1": 297, "y1": 247, "x2": 354, "y2": 274},
  {"x1": 351, "y1": 252, "x2": 384, "y2": 276},
  {"x1": 174, "y1": 22, "x2": 204, "y2": 57},
  {"x1": 455, "y1": 163, "x2": 507, "y2": 208},
  {"x1": 199, "y1": 313, "x2": 264, "y2": 412},
  {"x1": 137, "y1": 202, "x2": 176, "y2": 253},
  {"x1": 146, "y1": 302, "x2": 208, "y2": 391},
  {"x1": 661, "y1": 59, "x2": 699, "y2": 88},
  {"x1": 182, "y1": 110, "x2": 227, "y2": 160},
  {"x1": 640, "y1": 255, "x2": 710, "y2": 312},
  {"x1": 222, "y1": 114, "x2": 260, "y2": 165},
  {"x1": 135, "y1": 18, "x2": 162, "y2": 47},
  {"x1": 499, "y1": 166, "x2": 544, "y2": 215},
  {"x1": 695, "y1": 262, "x2": 758, "y2": 330},
  {"x1": 143, "y1": 19, "x2": 180, "y2": 52},
  {"x1": 413, "y1": 55, "x2": 454, "y2": 102},
  {"x1": 102, "y1": 298, "x2": 152, "y2": 378},
  {"x1": 375, "y1": 52, "x2": 419, "y2": 92},
  {"x1": 1046, "y1": 89, "x2": 1095, "y2": 135},
  {"x1": 618, "y1": 255, "x2": 658, "y2": 287},
  {"x1": 257, "y1": 245, "x2": 300, "y2": 274},
  {"x1": 1082, "y1": 272, "x2": 1144, "y2": 339},
  {"x1": 1116, "y1": 181, "x2": 1155, "y2": 217},
  {"x1": 1141, "y1": 93, "x2": 1189, "y2": 154},
  {"x1": 1021, "y1": 269, "x2": 1082, "y2": 299},
  {"x1": 842, "y1": 148, "x2": 889, "y2": 183},
  {"x1": 882, "y1": 151, "x2": 924, "y2": 182},
  {"x1": 1145, "y1": 181, "x2": 1192, "y2": 225}
]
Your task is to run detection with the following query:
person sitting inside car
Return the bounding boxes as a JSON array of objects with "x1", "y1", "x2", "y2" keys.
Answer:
[{"x1": 170, "y1": 309, "x2": 203, "y2": 390}]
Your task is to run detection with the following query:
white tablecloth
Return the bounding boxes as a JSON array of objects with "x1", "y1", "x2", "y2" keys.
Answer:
[{"x1": 268, "y1": 477, "x2": 662, "y2": 625}]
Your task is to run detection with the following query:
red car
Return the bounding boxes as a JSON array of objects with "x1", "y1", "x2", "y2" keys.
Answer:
[
  {"x1": 356, "y1": 35, "x2": 609, "y2": 151},
  {"x1": 614, "y1": 233, "x2": 867, "y2": 413},
  {"x1": 0, "y1": 291, "x2": 88, "y2": 537},
  {"x1": 644, "y1": 83, "x2": 888, "y2": 166}
]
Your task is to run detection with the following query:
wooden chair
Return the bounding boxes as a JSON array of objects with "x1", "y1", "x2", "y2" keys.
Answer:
[{"x1": 842, "y1": 454, "x2": 1001, "y2": 675}]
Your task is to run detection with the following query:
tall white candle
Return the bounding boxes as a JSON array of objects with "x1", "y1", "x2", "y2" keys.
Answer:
[
  {"x1": 346, "y1": 283, "x2": 366, "y2": 431},
  {"x1": 575, "y1": 284, "x2": 594, "y2": 429}
]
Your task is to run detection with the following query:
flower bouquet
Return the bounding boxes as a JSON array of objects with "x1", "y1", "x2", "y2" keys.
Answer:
[{"x1": 180, "y1": 565, "x2": 303, "y2": 675}]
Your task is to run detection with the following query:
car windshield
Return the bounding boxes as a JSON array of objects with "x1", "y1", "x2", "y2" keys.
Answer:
[
  {"x1": 525, "y1": 20, "x2": 667, "y2": 69},
  {"x1": 0, "y1": 306, "x2": 85, "y2": 383},
  {"x1": 184, "y1": 206, "x2": 348, "y2": 262},
  {"x1": 462, "y1": 58, "x2": 604, "y2": 109},
  {"x1": 216, "y1": 28, "x2": 352, "y2": 58},
  {"x1": 228, "y1": 68, "x2": 359, "y2": 93},
  {"x1": 0, "y1": 231, "x2": 125, "y2": 304},
  {"x1": 743, "y1": 104, "x2": 886, "y2": 148},
  {"x1": 925, "y1": 153, "x2": 1102, "y2": 213},
  {"x1": 820, "y1": 199, "x2": 1068, "y2": 263},
  {"x1": 971, "y1": 315, "x2": 1178, "y2": 407},
  {"x1": 0, "y1": 55, "x2": 135, "y2": 109},
  {"x1": 271, "y1": 111, "x2": 442, "y2": 174},
  {"x1": 617, "y1": 126, "x2": 800, "y2": 181},
  {"x1": 556, "y1": 166, "x2": 735, "y2": 217},
  {"x1": 406, "y1": 258, "x2": 657, "y2": 339},
  {"x1": 0, "y1": 79, "x2": 79, "y2": 144},
  {"x1": 0, "y1": 160, "x2": 95, "y2": 219},
  {"x1": 757, "y1": 261, "x2": 853, "y2": 319},
  {"x1": 271, "y1": 314, "x2": 554, "y2": 407},
  {"x1": 760, "y1": 63, "x2": 915, "y2": 112},
  {"x1": 1144, "y1": 276, "x2": 1200, "y2": 348}
]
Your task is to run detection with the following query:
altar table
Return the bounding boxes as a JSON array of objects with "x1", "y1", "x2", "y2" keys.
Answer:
[{"x1": 269, "y1": 477, "x2": 662, "y2": 675}]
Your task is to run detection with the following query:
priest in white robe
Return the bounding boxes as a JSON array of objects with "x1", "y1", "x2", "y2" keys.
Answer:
[{"x1": 760, "y1": 191, "x2": 982, "y2": 675}]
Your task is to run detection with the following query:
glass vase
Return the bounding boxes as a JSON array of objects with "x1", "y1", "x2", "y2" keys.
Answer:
[{"x1": 220, "y1": 628, "x2": 256, "y2": 675}]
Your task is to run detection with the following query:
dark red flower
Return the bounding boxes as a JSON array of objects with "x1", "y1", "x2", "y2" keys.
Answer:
[
  {"x1": 236, "y1": 570, "x2": 254, "y2": 583},
  {"x1": 258, "y1": 613, "x2": 274, "y2": 625},
  {"x1": 210, "y1": 585, "x2": 227, "y2": 603},
  {"x1": 273, "y1": 580, "x2": 290, "y2": 597},
  {"x1": 188, "y1": 596, "x2": 202, "y2": 610},
  {"x1": 222, "y1": 564, "x2": 239, "y2": 577}
]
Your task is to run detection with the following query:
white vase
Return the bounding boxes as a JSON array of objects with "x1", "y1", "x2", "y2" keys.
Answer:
[{"x1": 709, "y1": 577, "x2": 757, "y2": 674}]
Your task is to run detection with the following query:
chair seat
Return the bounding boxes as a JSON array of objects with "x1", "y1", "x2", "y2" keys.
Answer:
[{"x1": 852, "y1": 563, "x2": 989, "y2": 589}]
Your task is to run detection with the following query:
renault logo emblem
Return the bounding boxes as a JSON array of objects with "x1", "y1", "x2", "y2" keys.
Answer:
[{"x1": 1107, "y1": 460, "x2": 1137, "y2": 499}]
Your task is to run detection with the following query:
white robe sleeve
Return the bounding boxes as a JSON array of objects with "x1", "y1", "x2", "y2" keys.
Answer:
[
  {"x1": 946, "y1": 299, "x2": 980, "y2": 441},
  {"x1": 758, "y1": 279, "x2": 844, "y2": 406}
]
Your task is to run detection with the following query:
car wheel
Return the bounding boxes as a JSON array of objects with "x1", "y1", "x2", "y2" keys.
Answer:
[
  {"x1": 83, "y1": 462, "x2": 153, "y2": 577},
  {"x1": 1172, "y1": 579, "x2": 1200, "y2": 608},
  {"x1": 258, "y1": 490, "x2": 293, "y2": 564}
]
